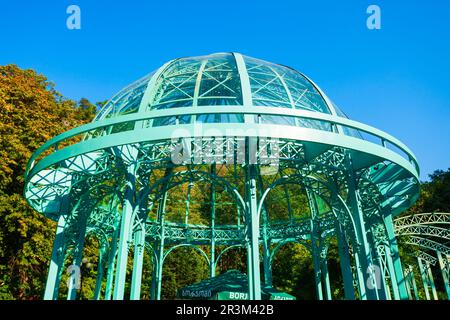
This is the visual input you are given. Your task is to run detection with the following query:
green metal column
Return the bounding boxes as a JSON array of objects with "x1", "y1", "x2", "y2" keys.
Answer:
[
  {"x1": 307, "y1": 188, "x2": 323, "y2": 300},
  {"x1": 67, "y1": 215, "x2": 88, "y2": 300},
  {"x1": 155, "y1": 190, "x2": 168, "y2": 300},
  {"x1": 375, "y1": 243, "x2": 392, "y2": 300},
  {"x1": 336, "y1": 222, "x2": 355, "y2": 300},
  {"x1": 262, "y1": 229, "x2": 272, "y2": 287},
  {"x1": 44, "y1": 213, "x2": 67, "y2": 300},
  {"x1": 370, "y1": 241, "x2": 388, "y2": 300},
  {"x1": 345, "y1": 155, "x2": 378, "y2": 300},
  {"x1": 210, "y1": 165, "x2": 216, "y2": 278},
  {"x1": 93, "y1": 243, "x2": 107, "y2": 300},
  {"x1": 384, "y1": 213, "x2": 409, "y2": 299},
  {"x1": 113, "y1": 162, "x2": 137, "y2": 300},
  {"x1": 411, "y1": 267, "x2": 419, "y2": 300},
  {"x1": 409, "y1": 266, "x2": 420, "y2": 300},
  {"x1": 310, "y1": 219, "x2": 323, "y2": 300},
  {"x1": 351, "y1": 223, "x2": 376, "y2": 300},
  {"x1": 426, "y1": 261, "x2": 438, "y2": 300},
  {"x1": 405, "y1": 269, "x2": 413, "y2": 300},
  {"x1": 257, "y1": 172, "x2": 272, "y2": 287},
  {"x1": 365, "y1": 228, "x2": 385, "y2": 300},
  {"x1": 150, "y1": 256, "x2": 157, "y2": 300},
  {"x1": 130, "y1": 226, "x2": 145, "y2": 300},
  {"x1": 384, "y1": 242, "x2": 401, "y2": 300},
  {"x1": 321, "y1": 255, "x2": 332, "y2": 300},
  {"x1": 245, "y1": 163, "x2": 261, "y2": 300},
  {"x1": 437, "y1": 251, "x2": 450, "y2": 300},
  {"x1": 104, "y1": 226, "x2": 119, "y2": 300},
  {"x1": 246, "y1": 241, "x2": 254, "y2": 299},
  {"x1": 377, "y1": 250, "x2": 390, "y2": 300},
  {"x1": 346, "y1": 179, "x2": 377, "y2": 298},
  {"x1": 418, "y1": 258, "x2": 431, "y2": 300},
  {"x1": 184, "y1": 182, "x2": 193, "y2": 225},
  {"x1": 350, "y1": 238, "x2": 367, "y2": 299},
  {"x1": 406, "y1": 265, "x2": 419, "y2": 300}
]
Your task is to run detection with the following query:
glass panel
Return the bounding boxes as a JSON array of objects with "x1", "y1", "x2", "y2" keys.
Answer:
[
  {"x1": 151, "y1": 53, "x2": 242, "y2": 110},
  {"x1": 196, "y1": 114, "x2": 244, "y2": 123},
  {"x1": 244, "y1": 56, "x2": 291, "y2": 108},
  {"x1": 198, "y1": 54, "x2": 243, "y2": 106},
  {"x1": 341, "y1": 126, "x2": 363, "y2": 139},
  {"x1": 260, "y1": 115, "x2": 296, "y2": 126},
  {"x1": 150, "y1": 58, "x2": 200, "y2": 110},
  {"x1": 358, "y1": 130, "x2": 380, "y2": 144},
  {"x1": 152, "y1": 116, "x2": 176, "y2": 127},
  {"x1": 272, "y1": 64, "x2": 330, "y2": 114},
  {"x1": 331, "y1": 101, "x2": 349, "y2": 118},
  {"x1": 298, "y1": 118, "x2": 332, "y2": 131},
  {"x1": 95, "y1": 72, "x2": 154, "y2": 120},
  {"x1": 152, "y1": 115, "x2": 191, "y2": 127},
  {"x1": 178, "y1": 115, "x2": 191, "y2": 124},
  {"x1": 386, "y1": 141, "x2": 410, "y2": 161},
  {"x1": 109, "y1": 83, "x2": 147, "y2": 116}
]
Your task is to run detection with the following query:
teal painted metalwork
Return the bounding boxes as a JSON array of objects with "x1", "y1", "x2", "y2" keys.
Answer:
[{"x1": 23, "y1": 53, "x2": 426, "y2": 300}]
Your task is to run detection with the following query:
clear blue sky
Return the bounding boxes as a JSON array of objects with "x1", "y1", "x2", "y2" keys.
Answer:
[{"x1": 1, "y1": 0, "x2": 449, "y2": 181}]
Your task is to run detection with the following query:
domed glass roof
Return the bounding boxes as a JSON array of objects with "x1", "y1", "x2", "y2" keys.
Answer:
[{"x1": 95, "y1": 53, "x2": 344, "y2": 122}]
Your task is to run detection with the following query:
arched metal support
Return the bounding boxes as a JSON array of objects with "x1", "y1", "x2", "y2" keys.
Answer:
[
  {"x1": 405, "y1": 236, "x2": 450, "y2": 256},
  {"x1": 25, "y1": 53, "x2": 422, "y2": 302},
  {"x1": 215, "y1": 245, "x2": 246, "y2": 268},
  {"x1": 395, "y1": 212, "x2": 450, "y2": 228},
  {"x1": 163, "y1": 244, "x2": 210, "y2": 266},
  {"x1": 394, "y1": 212, "x2": 450, "y2": 300},
  {"x1": 395, "y1": 225, "x2": 450, "y2": 241}
]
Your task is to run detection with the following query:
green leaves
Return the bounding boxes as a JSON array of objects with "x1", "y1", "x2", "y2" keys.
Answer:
[{"x1": 0, "y1": 64, "x2": 96, "y2": 299}]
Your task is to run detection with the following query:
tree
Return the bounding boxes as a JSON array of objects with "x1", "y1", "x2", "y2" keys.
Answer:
[
  {"x1": 405, "y1": 168, "x2": 450, "y2": 214},
  {"x1": 0, "y1": 65, "x2": 96, "y2": 299}
]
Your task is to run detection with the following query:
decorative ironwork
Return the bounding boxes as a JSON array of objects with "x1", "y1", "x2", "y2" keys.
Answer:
[{"x1": 23, "y1": 53, "x2": 422, "y2": 300}]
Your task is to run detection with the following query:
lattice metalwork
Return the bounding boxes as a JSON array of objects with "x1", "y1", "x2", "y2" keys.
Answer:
[
  {"x1": 394, "y1": 212, "x2": 450, "y2": 300},
  {"x1": 23, "y1": 53, "x2": 421, "y2": 301}
]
